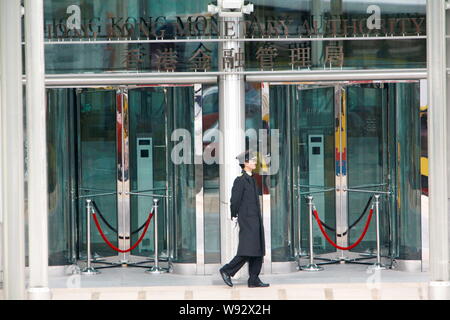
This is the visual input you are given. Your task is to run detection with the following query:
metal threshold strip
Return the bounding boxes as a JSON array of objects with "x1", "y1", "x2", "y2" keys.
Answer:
[{"x1": 32, "y1": 68, "x2": 427, "y2": 87}]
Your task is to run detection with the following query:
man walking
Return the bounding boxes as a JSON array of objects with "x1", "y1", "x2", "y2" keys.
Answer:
[{"x1": 219, "y1": 150, "x2": 269, "y2": 288}]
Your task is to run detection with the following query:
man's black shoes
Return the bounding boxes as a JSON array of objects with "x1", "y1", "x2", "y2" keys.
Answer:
[
  {"x1": 248, "y1": 278, "x2": 270, "y2": 288},
  {"x1": 219, "y1": 269, "x2": 269, "y2": 288},
  {"x1": 219, "y1": 267, "x2": 233, "y2": 287}
]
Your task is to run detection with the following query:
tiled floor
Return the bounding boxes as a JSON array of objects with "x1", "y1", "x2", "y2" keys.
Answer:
[
  {"x1": 16, "y1": 263, "x2": 429, "y2": 300},
  {"x1": 49, "y1": 262, "x2": 429, "y2": 287}
]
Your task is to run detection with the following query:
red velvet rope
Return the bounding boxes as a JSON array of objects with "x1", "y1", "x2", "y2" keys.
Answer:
[
  {"x1": 313, "y1": 208, "x2": 374, "y2": 251},
  {"x1": 92, "y1": 211, "x2": 154, "y2": 253}
]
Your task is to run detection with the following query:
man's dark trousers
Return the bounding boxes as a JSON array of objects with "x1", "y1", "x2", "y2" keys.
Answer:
[{"x1": 221, "y1": 256, "x2": 263, "y2": 283}]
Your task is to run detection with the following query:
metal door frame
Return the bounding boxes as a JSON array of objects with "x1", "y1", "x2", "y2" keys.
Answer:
[{"x1": 335, "y1": 84, "x2": 348, "y2": 254}]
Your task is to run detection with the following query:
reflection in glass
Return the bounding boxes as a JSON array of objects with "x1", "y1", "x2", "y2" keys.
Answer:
[
  {"x1": 129, "y1": 88, "x2": 168, "y2": 258},
  {"x1": 246, "y1": 0, "x2": 426, "y2": 70},
  {"x1": 269, "y1": 85, "x2": 293, "y2": 262},
  {"x1": 346, "y1": 85, "x2": 390, "y2": 253},
  {"x1": 269, "y1": 85, "x2": 337, "y2": 262},
  {"x1": 294, "y1": 87, "x2": 336, "y2": 255},
  {"x1": 47, "y1": 89, "x2": 76, "y2": 265},
  {"x1": 43, "y1": 0, "x2": 426, "y2": 73},
  {"x1": 77, "y1": 89, "x2": 118, "y2": 259},
  {"x1": 46, "y1": 87, "x2": 199, "y2": 265},
  {"x1": 44, "y1": 0, "x2": 218, "y2": 73},
  {"x1": 394, "y1": 83, "x2": 422, "y2": 260},
  {"x1": 202, "y1": 85, "x2": 220, "y2": 264},
  {"x1": 267, "y1": 82, "x2": 422, "y2": 262},
  {"x1": 167, "y1": 86, "x2": 197, "y2": 263},
  {"x1": 346, "y1": 83, "x2": 422, "y2": 259}
]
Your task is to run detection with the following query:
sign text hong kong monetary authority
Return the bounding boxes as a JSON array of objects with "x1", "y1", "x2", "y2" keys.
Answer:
[{"x1": 50, "y1": 5, "x2": 425, "y2": 40}]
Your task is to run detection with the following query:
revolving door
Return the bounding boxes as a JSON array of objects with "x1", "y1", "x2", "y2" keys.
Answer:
[
  {"x1": 267, "y1": 81, "x2": 423, "y2": 269},
  {"x1": 47, "y1": 85, "x2": 203, "y2": 270}
]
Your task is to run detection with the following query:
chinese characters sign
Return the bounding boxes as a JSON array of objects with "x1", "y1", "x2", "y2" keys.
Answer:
[{"x1": 43, "y1": 2, "x2": 426, "y2": 73}]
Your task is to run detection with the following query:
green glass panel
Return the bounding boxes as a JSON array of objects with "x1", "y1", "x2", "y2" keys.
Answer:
[
  {"x1": 77, "y1": 89, "x2": 118, "y2": 258},
  {"x1": 245, "y1": 0, "x2": 426, "y2": 70},
  {"x1": 203, "y1": 85, "x2": 220, "y2": 264},
  {"x1": 294, "y1": 87, "x2": 336, "y2": 255},
  {"x1": 244, "y1": 39, "x2": 426, "y2": 71},
  {"x1": 346, "y1": 83, "x2": 421, "y2": 259},
  {"x1": 129, "y1": 88, "x2": 168, "y2": 258},
  {"x1": 42, "y1": 0, "x2": 425, "y2": 73},
  {"x1": 44, "y1": 42, "x2": 219, "y2": 74},
  {"x1": 269, "y1": 85, "x2": 293, "y2": 262},
  {"x1": 395, "y1": 83, "x2": 422, "y2": 260},
  {"x1": 270, "y1": 85, "x2": 336, "y2": 262},
  {"x1": 43, "y1": 0, "x2": 218, "y2": 73},
  {"x1": 167, "y1": 86, "x2": 196, "y2": 263},
  {"x1": 47, "y1": 89, "x2": 77, "y2": 265},
  {"x1": 346, "y1": 85, "x2": 390, "y2": 253},
  {"x1": 44, "y1": 0, "x2": 213, "y2": 40}
]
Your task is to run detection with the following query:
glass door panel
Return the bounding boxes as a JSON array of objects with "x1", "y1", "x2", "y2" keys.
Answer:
[
  {"x1": 202, "y1": 84, "x2": 220, "y2": 264},
  {"x1": 77, "y1": 89, "x2": 118, "y2": 258},
  {"x1": 346, "y1": 85, "x2": 390, "y2": 253},
  {"x1": 128, "y1": 86, "x2": 197, "y2": 263},
  {"x1": 168, "y1": 86, "x2": 197, "y2": 263},
  {"x1": 269, "y1": 85, "x2": 295, "y2": 261},
  {"x1": 394, "y1": 82, "x2": 422, "y2": 260},
  {"x1": 294, "y1": 86, "x2": 337, "y2": 255},
  {"x1": 129, "y1": 87, "x2": 169, "y2": 258},
  {"x1": 47, "y1": 89, "x2": 77, "y2": 265}
]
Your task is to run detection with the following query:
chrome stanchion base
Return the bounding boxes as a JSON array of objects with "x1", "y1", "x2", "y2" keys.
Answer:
[
  {"x1": 338, "y1": 251, "x2": 350, "y2": 263},
  {"x1": 80, "y1": 267, "x2": 101, "y2": 275},
  {"x1": 368, "y1": 263, "x2": 387, "y2": 271},
  {"x1": 145, "y1": 266, "x2": 169, "y2": 274},
  {"x1": 300, "y1": 264, "x2": 324, "y2": 272}
]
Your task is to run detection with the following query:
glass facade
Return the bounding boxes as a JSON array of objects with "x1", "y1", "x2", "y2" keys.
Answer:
[
  {"x1": 43, "y1": 0, "x2": 218, "y2": 73},
  {"x1": 41, "y1": 0, "x2": 426, "y2": 73},
  {"x1": 246, "y1": 0, "x2": 426, "y2": 70},
  {"x1": 41, "y1": 0, "x2": 426, "y2": 271}
]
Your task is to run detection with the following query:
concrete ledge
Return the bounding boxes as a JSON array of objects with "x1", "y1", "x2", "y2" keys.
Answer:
[
  {"x1": 49, "y1": 282, "x2": 429, "y2": 300},
  {"x1": 0, "y1": 282, "x2": 430, "y2": 300},
  {"x1": 428, "y1": 281, "x2": 450, "y2": 300}
]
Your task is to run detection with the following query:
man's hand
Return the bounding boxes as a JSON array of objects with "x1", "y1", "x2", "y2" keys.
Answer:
[{"x1": 231, "y1": 217, "x2": 238, "y2": 229}]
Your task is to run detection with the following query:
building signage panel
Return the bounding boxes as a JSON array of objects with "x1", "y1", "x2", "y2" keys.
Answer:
[{"x1": 42, "y1": 1, "x2": 427, "y2": 73}]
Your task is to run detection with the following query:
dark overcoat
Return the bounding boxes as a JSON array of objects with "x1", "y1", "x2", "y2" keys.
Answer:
[{"x1": 230, "y1": 171, "x2": 265, "y2": 257}]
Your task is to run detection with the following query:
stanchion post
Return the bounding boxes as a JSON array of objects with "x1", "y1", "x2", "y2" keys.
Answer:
[
  {"x1": 146, "y1": 198, "x2": 168, "y2": 274},
  {"x1": 81, "y1": 199, "x2": 100, "y2": 275},
  {"x1": 301, "y1": 195, "x2": 323, "y2": 272},
  {"x1": 369, "y1": 194, "x2": 386, "y2": 270}
]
